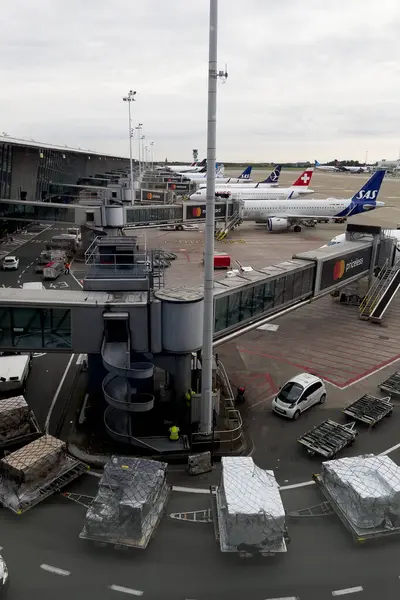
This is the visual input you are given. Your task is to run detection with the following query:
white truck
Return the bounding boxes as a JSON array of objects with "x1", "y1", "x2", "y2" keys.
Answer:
[{"x1": 0, "y1": 354, "x2": 32, "y2": 396}]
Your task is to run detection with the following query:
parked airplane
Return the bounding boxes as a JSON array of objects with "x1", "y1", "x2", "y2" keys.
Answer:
[
  {"x1": 196, "y1": 165, "x2": 282, "y2": 190},
  {"x1": 190, "y1": 168, "x2": 314, "y2": 200},
  {"x1": 315, "y1": 160, "x2": 370, "y2": 174},
  {"x1": 239, "y1": 170, "x2": 385, "y2": 233},
  {"x1": 184, "y1": 165, "x2": 253, "y2": 184},
  {"x1": 166, "y1": 159, "x2": 207, "y2": 173}
]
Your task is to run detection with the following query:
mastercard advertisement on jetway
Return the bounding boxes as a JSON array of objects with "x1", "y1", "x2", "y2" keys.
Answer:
[
  {"x1": 319, "y1": 246, "x2": 373, "y2": 292},
  {"x1": 189, "y1": 204, "x2": 227, "y2": 219}
]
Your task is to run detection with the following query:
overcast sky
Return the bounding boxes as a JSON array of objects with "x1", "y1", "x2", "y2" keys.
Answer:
[{"x1": 1, "y1": 0, "x2": 400, "y2": 162}]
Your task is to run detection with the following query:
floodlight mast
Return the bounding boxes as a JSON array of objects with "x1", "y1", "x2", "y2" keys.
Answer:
[
  {"x1": 122, "y1": 90, "x2": 136, "y2": 205},
  {"x1": 200, "y1": 0, "x2": 227, "y2": 435}
]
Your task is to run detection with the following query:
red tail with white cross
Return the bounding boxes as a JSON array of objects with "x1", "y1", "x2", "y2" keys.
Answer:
[{"x1": 291, "y1": 168, "x2": 314, "y2": 188}]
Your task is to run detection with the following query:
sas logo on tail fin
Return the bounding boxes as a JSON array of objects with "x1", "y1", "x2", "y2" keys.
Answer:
[
  {"x1": 352, "y1": 170, "x2": 385, "y2": 202},
  {"x1": 239, "y1": 166, "x2": 252, "y2": 179}
]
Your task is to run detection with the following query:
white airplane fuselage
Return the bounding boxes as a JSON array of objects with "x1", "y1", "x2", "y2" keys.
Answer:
[
  {"x1": 190, "y1": 187, "x2": 314, "y2": 201},
  {"x1": 242, "y1": 197, "x2": 374, "y2": 221}
]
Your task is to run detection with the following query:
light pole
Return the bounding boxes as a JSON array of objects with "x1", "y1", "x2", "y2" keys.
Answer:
[
  {"x1": 122, "y1": 90, "x2": 136, "y2": 205},
  {"x1": 141, "y1": 135, "x2": 146, "y2": 172},
  {"x1": 201, "y1": 0, "x2": 218, "y2": 435},
  {"x1": 136, "y1": 123, "x2": 143, "y2": 178},
  {"x1": 150, "y1": 141, "x2": 155, "y2": 170}
]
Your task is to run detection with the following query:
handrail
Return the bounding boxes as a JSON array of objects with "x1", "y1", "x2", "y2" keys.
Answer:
[{"x1": 359, "y1": 259, "x2": 389, "y2": 314}]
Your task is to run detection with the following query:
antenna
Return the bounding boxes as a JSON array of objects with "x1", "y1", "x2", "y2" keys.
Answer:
[{"x1": 217, "y1": 63, "x2": 228, "y2": 84}]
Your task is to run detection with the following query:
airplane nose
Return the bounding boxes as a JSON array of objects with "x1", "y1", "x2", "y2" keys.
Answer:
[{"x1": 376, "y1": 201, "x2": 385, "y2": 207}]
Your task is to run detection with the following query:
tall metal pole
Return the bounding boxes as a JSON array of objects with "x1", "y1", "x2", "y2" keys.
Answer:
[
  {"x1": 200, "y1": 0, "x2": 218, "y2": 435},
  {"x1": 141, "y1": 135, "x2": 146, "y2": 171},
  {"x1": 128, "y1": 100, "x2": 134, "y2": 205},
  {"x1": 136, "y1": 123, "x2": 143, "y2": 178},
  {"x1": 123, "y1": 90, "x2": 136, "y2": 205}
]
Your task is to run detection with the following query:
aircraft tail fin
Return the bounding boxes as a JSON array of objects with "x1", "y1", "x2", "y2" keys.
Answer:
[
  {"x1": 238, "y1": 166, "x2": 252, "y2": 180},
  {"x1": 351, "y1": 170, "x2": 386, "y2": 203},
  {"x1": 261, "y1": 165, "x2": 282, "y2": 184},
  {"x1": 291, "y1": 167, "x2": 314, "y2": 188}
]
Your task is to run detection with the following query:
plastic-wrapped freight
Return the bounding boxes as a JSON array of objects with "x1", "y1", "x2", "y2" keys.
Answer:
[
  {"x1": 0, "y1": 396, "x2": 31, "y2": 443},
  {"x1": 217, "y1": 457, "x2": 286, "y2": 549},
  {"x1": 321, "y1": 454, "x2": 400, "y2": 530},
  {"x1": 81, "y1": 456, "x2": 168, "y2": 546},
  {"x1": 0, "y1": 435, "x2": 65, "y2": 484}
]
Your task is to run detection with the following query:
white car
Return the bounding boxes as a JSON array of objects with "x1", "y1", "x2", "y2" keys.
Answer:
[
  {"x1": 2, "y1": 256, "x2": 19, "y2": 270},
  {"x1": 272, "y1": 373, "x2": 326, "y2": 420}
]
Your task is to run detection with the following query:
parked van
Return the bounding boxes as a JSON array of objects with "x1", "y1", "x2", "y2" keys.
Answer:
[{"x1": 67, "y1": 227, "x2": 82, "y2": 242}]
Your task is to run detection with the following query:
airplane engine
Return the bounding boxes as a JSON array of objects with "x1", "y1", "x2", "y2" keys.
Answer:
[{"x1": 267, "y1": 218, "x2": 289, "y2": 231}]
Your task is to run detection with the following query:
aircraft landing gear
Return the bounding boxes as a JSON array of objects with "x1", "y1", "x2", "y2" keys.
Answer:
[{"x1": 293, "y1": 225, "x2": 302, "y2": 232}]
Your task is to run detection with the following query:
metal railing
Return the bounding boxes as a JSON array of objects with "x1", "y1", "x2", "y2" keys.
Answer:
[{"x1": 359, "y1": 259, "x2": 389, "y2": 316}]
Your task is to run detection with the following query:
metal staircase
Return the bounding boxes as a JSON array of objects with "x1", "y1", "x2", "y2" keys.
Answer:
[
  {"x1": 215, "y1": 211, "x2": 243, "y2": 241},
  {"x1": 359, "y1": 259, "x2": 400, "y2": 322}
]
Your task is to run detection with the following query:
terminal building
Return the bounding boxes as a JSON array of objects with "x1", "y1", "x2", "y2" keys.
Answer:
[{"x1": 0, "y1": 135, "x2": 130, "y2": 203}]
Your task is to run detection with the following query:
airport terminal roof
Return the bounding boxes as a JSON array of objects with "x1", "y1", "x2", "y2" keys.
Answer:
[{"x1": 0, "y1": 135, "x2": 128, "y2": 160}]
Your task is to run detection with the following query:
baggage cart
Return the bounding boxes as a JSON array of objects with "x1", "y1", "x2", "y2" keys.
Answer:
[
  {"x1": 79, "y1": 482, "x2": 171, "y2": 550},
  {"x1": 378, "y1": 371, "x2": 400, "y2": 397},
  {"x1": 313, "y1": 473, "x2": 400, "y2": 543},
  {"x1": 209, "y1": 486, "x2": 289, "y2": 558},
  {"x1": 343, "y1": 394, "x2": 393, "y2": 426},
  {"x1": 297, "y1": 419, "x2": 357, "y2": 459}
]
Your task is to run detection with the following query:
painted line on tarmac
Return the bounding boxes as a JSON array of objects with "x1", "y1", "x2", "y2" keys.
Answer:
[
  {"x1": 172, "y1": 485, "x2": 210, "y2": 495},
  {"x1": 332, "y1": 586, "x2": 363, "y2": 596},
  {"x1": 108, "y1": 584, "x2": 144, "y2": 596},
  {"x1": 264, "y1": 597, "x2": 299, "y2": 600},
  {"x1": 40, "y1": 564, "x2": 71, "y2": 576}
]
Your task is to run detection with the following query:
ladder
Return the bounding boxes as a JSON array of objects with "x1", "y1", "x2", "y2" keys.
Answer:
[
  {"x1": 359, "y1": 260, "x2": 399, "y2": 320},
  {"x1": 215, "y1": 212, "x2": 243, "y2": 241}
]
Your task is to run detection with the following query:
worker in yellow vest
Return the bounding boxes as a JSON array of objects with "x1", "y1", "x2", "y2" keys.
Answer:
[
  {"x1": 184, "y1": 389, "x2": 193, "y2": 408},
  {"x1": 169, "y1": 425, "x2": 180, "y2": 441}
]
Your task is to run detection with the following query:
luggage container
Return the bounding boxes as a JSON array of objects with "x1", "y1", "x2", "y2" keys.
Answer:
[
  {"x1": 42, "y1": 260, "x2": 64, "y2": 280},
  {"x1": 0, "y1": 355, "x2": 31, "y2": 396}
]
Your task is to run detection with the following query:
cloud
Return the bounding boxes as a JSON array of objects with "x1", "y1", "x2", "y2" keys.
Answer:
[{"x1": 0, "y1": 0, "x2": 399, "y2": 162}]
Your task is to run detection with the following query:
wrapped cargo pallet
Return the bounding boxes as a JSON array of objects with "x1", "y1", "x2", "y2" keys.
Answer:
[
  {"x1": 80, "y1": 456, "x2": 169, "y2": 548},
  {"x1": 0, "y1": 396, "x2": 31, "y2": 443},
  {"x1": 0, "y1": 435, "x2": 65, "y2": 484},
  {"x1": 217, "y1": 457, "x2": 286, "y2": 550},
  {"x1": 321, "y1": 454, "x2": 400, "y2": 530}
]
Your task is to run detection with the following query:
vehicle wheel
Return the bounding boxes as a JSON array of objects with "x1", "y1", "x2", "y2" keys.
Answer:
[
  {"x1": 176, "y1": 224, "x2": 184, "y2": 231},
  {"x1": 293, "y1": 225, "x2": 302, "y2": 232},
  {"x1": 293, "y1": 410, "x2": 300, "y2": 420},
  {"x1": 319, "y1": 393, "x2": 326, "y2": 404}
]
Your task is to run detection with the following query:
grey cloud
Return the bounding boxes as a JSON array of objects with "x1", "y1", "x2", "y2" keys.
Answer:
[{"x1": 1, "y1": 0, "x2": 399, "y2": 162}]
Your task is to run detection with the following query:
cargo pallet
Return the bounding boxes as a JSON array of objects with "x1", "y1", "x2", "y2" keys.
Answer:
[
  {"x1": 209, "y1": 486, "x2": 289, "y2": 558},
  {"x1": 343, "y1": 394, "x2": 393, "y2": 426},
  {"x1": 0, "y1": 411, "x2": 41, "y2": 452},
  {"x1": 379, "y1": 371, "x2": 400, "y2": 397},
  {"x1": 79, "y1": 483, "x2": 171, "y2": 551},
  {"x1": 1, "y1": 457, "x2": 88, "y2": 515},
  {"x1": 313, "y1": 474, "x2": 400, "y2": 543},
  {"x1": 297, "y1": 419, "x2": 357, "y2": 459}
]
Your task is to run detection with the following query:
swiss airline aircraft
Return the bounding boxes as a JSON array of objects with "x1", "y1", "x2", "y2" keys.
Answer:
[
  {"x1": 239, "y1": 170, "x2": 385, "y2": 233},
  {"x1": 190, "y1": 168, "x2": 314, "y2": 200}
]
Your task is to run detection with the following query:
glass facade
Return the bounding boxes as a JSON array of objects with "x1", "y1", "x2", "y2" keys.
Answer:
[
  {"x1": 0, "y1": 201, "x2": 75, "y2": 223},
  {"x1": 0, "y1": 307, "x2": 71, "y2": 350},
  {"x1": 126, "y1": 205, "x2": 183, "y2": 224},
  {"x1": 214, "y1": 265, "x2": 315, "y2": 336},
  {"x1": 0, "y1": 143, "x2": 13, "y2": 199}
]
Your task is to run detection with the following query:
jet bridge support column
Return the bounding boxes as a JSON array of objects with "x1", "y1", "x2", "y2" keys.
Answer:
[{"x1": 368, "y1": 235, "x2": 380, "y2": 289}]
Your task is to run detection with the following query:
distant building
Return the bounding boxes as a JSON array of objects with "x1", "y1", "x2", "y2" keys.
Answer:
[{"x1": 0, "y1": 135, "x2": 130, "y2": 202}]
